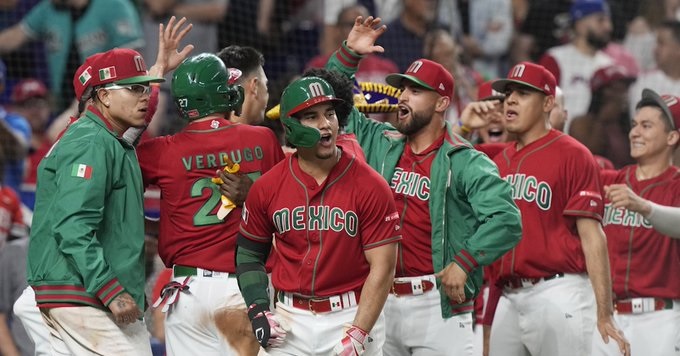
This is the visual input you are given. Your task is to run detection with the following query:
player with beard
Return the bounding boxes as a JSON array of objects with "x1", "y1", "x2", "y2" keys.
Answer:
[
  {"x1": 539, "y1": 0, "x2": 614, "y2": 132},
  {"x1": 326, "y1": 16, "x2": 522, "y2": 355}
]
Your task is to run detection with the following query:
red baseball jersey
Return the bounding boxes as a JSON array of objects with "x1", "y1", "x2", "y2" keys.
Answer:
[
  {"x1": 137, "y1": 118, "x2": 284, "y2": 272},
  {"x1": 240, "y1": 150, "x2": 402, "y2": 297},
  {"x1": 491, "y1": 129, "x2": 604, "y2": 279},
  {"x1": 601, "y1": 166, "x2": 680, "y2": 299},
  {"x1": 391, "y1": 134, "x2": 444, "y2": 277},
  {"x1": 0, "y1": 185, "x2": 23, "y2": 243}
]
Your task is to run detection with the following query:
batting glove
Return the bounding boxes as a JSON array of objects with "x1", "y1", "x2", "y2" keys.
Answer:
[
  {"x1": 247, "y1": 304, "x2": 290, "y2": 348},
  {"x1": 333, "y1": 325, "x2": 369, "y2": 356}
]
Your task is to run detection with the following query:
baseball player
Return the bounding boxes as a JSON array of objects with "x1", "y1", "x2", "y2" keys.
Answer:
[
  {"x1": 137, "y1": 53, "x2": 284, "y2": 356},
  {"x1": 236, "y1": 76, "x2": 401, "y2": 355},
  {"x1": 482, "y1": 61, "x2": 629, "y2": 356},
  {"x1": 326, "y1": 16, "x2": 522, "y2": 355},
  {"x1": 592, "y1": 89, "x2": 680, "y2": 355}
]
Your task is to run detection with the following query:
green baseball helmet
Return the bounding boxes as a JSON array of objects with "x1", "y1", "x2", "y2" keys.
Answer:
[
  {"x1": 171, "y1": 53, "x2": 244, "y2": 121},
  {"x1": 280, "y1": 76, "x2": 343, "y2": 147}
]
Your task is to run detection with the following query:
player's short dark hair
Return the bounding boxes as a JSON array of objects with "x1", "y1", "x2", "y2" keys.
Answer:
[
  {"x1": 301, "y1": 68, "x2": 353, "y2": 129},
  {"x1": 660, "y1": 20, "x2": 680, "y2": 44},
  {"x1": 216, "y1": 45, "x2": 265, "y2": 84}
]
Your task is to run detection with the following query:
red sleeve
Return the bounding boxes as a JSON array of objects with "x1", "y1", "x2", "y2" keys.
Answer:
[
  {"x1": 538, "y1": 53, "x2": 561, "y2": 84},
  {"x1": 357, "y1": 167, "x2": 402, "y2": 250},
  {"x1": 239, "y1": 173, "x2": 277, "y2": 243},
  {"x1": 145, "y1": 85, "x2": 160, "y2": 125},
  {"x1": 563, "y1": 146, "x2": 604, "y2": 221}
]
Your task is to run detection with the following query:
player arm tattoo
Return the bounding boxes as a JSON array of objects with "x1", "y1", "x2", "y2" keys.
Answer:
[{"x1": 235, "y1": 233, "x2": 272, "y2": 308}]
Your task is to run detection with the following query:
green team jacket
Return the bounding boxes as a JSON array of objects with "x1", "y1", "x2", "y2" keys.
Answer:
[
  {"x1": 27, "y1": 108, "x2": 146, "y2": 313},
  {"x1": 327, "y1": 44, "x2": 522, "y2": 318}
]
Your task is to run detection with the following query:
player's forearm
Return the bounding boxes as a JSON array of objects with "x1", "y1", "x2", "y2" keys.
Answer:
[
  {"x1": 0, "y1": 313, "x2": 21, "y2": 356},
  {"x1": 235, "y1": 234, "x2": 271, "y2": 308},
  {"x1": 578, "y1": 220, "x2": 614, "y2": 318},
  {"x1": 352, "y1": 247, "x2": 396, "y2": 332},
  {"x1": 645, "y1": 202, "x2": 680, "y2": 239}
]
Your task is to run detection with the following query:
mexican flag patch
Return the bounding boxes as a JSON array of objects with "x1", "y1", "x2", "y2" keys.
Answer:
[
  {"x1": 71, "y1": 164, "x2": 93, "y2": 179},
  {"x1": 99, "y1": 66, "x2": 117, "y2": 81},
  {"x1": 78, "y1": 67, "x2": 91, "y2": 85}
]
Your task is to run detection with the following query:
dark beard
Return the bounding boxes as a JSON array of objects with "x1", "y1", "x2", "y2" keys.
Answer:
[
  {"x1": 394, "y1": 108, "x2": 433, "y2": 136},
  {"x1": 586, "y1": 32, "x2": 609, "y2": 50}
]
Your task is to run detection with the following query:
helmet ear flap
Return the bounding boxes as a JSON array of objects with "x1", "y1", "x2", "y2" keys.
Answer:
[{"x1": 227, "y1": 85, "x2": 245, "y2": 116}]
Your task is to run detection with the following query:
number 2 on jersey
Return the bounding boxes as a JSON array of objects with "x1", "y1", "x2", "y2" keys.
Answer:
[{"x1": 190, "y1": 172, "x2": 262, "y2": 226}]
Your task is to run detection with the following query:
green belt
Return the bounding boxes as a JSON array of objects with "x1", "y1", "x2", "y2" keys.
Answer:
[{"x1": 172, "y1": 265, "x2": 237, "y2": 278}]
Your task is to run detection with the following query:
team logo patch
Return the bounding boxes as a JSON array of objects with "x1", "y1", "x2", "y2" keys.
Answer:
[
  {"x1": 384, "y1": 212, "x2": 399, "y2": 222},
  {"x1": 579, "y1": 190, "x2": 602, "y2": 199},
  {"x1": 78, "y1": 67, "x2": 92, "y2": 85},
  {"x1": 210, "y1": 120, "x2": 220, "y2": 129},
  {"x1": 99, "y1": 66, "x2": 117, "y2": 81},
  {"x1": 71, "y1": 163, "x2": 93, "y2": 179}
]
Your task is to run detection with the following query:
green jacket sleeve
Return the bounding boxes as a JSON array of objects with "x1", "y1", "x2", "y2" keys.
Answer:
[
  {"x1": 451, "y1": 150, "x2": 522, "y2": 273},
  {"x1": 325, "y1": 41, "x2": 400, "y2": 169},
  {"x1": 52, "y1": 139, "x2": 124, "y2": 306}
]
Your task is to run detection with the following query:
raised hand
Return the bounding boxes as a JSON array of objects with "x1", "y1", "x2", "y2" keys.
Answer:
[
  {"x1": 151, "y1": 16, "x2": 195, "y2": 77},
  {"x1": 346, "y1": 16, "x2": 387, "y2": 56},
  {"x1": 459, "y1": 100, "x2": 503, "y2": 131},
  {"x1": 604, "y1": 184, "x2": 651, "y2": 216}
]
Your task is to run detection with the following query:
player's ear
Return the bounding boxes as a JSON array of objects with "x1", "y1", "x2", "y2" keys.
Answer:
[
  {"x1": 434, "y1": 95, "x2": 450, "y2": 113},
  {"x1": 667, "y1": 129, "x2": 679, "y2": 147},
  {"x1": 543, "y1": 95, "x2": 555, "y2": 114}
]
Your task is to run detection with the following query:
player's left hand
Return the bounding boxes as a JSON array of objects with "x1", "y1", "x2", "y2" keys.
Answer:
[
  {"x1": 151, "y1": 16, "x2": 194, "y2": 77},
  {"x1": 604, "y1": 184, "x2": 651, "y2": 216},
  {"x1": 333, "y1": 324, "x2": 369, "y2": 356},
  {"x1": 435, "y1": 262, "x2": 468, "y2": 304},
  {"x1": 596, "y1": 315, "x2": 631, "y2": 356},
  {"x1": 215, "y1": 170, "x2": 253, "y2": 206},
  {"x1": 346, "y1": 16, "x2": 387, "y2": 55}
]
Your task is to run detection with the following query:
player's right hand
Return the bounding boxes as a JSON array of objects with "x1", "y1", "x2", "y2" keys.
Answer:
[
  {"x1": 247, "y1": 304, "x2": 290, "y2": 348},
  {"x1": 333, "y1": 325, "x2": 369, "y2": 356},
  {"x1": 109, "y1": 292, "x2": 142, "y2": 325},
  {"x1": 459, "y1": 100, "x2": 502, "y2": 130}
]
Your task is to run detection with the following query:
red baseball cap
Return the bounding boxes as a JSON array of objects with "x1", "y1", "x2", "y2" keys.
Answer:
[
  {"x1": 477, "y1": 80, "x2": 505, "y2": 101},
  {"x1": 492, "y1": 61, "x2": 556, "y2": 96},
  {"x1": 385, "y1": 59, "x2": 454, "y2": 98},
  {"x1": 636, "y1": 89, "x2": 680, "y2": 131},
  {"x1": 590, "y1": 65, "x2": 635, "y2": 91},
  {"x1": 73, "y1": 52, "x2": 104, "y2": 102},
  {"x1": 11, "y1": 78, "x2": 47, "y2": 104},
  {"x1": 91, "y1": 48, "x2": 163, "y2": 87}
]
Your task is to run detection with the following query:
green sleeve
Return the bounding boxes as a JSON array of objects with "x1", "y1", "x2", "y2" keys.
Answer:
[
  {"x1": 325, "y1": 41, "x2": 398, "y2": 164},
  {"x1": 452, "y1": 150, "x2": 522, "y2": 272},
  {"x1": 21, "y1": 1, "x2": 49, "y2": 38},
  {"x1": 102, "y1": 0, "x2": 145, "y2": 49},
  {"x1": 235, "y1": 234, "x2": 271, "y2": 310},
  {"x1": 52, "y1": 139, "x2": 123, "y2": 305}
]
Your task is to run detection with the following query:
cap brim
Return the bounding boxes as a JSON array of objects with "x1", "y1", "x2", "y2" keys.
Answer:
[
  {"x1": 385, "y1": 73, "x2": 435, "y2": 91},
  {"x1": 287, "y1": 96, "x2": 344, "y2": 118},
  {"x1": 115, "y1": 75, "x2": 165, "y2": 85},
  {"x1": 480, "y1": 95, "x2": 505, "y2": 102},
  {"x1": 492, "y1": 79, "x2": 545, "y2": 95},
  {"x1": 637, "y1": 88, "x2": 675, "y2": 130}
]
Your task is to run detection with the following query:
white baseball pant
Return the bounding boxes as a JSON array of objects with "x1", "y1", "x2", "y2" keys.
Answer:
[
  {"x1": 489, "y1": 274, "x2": 595, "y2": 356},
  {"x1": 383, "y1": 275, "x2": 474, "y2": 356}
]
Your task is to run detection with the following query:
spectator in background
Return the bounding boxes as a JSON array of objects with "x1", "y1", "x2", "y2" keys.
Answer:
[
  {"x1": 629, "y1": 21, "x2": 680, "y2": 116},
  {"x1": 217, "y1": 45, "x2": 270, "y2": 125},
  {"x1": 549, "y1": 85, "x2": 568, "y2": 132},
  {"x1": 0, "y1": 175, "x2": 31, "y2": 356},
  {"x1": 0, "y1": 59, "x2": 30, "y2": 196},
  {"x1": 0, "y1": 0, "x2": 145, "y2": 111},
  {"x1": 570, "y1": 65, "x2": 636, "y2": 168},
  {"x1": 440, "y1": 0, "x2": 513, "y2": 79},
  {"x1": 540, "y1": 0, "x2": 614, "y2": 133},
  {"x1": 624, "y1": 0, "x2": 680, "y2": 71},
  {"x1": 140, "y1": 0, "x2": 227, "y2": 136},
  {"x1": 424, "y1": 28, "x2": 483, "y2": 122},
  {"x1": 307, "y1": 4, "x2": 398, "y2": 84},
  {"x1": 10, "y1": 78, "x2": 50, "y2": 210},
  {"x1": 377, "y1": 0, "x2": 439, "y2": 72}
]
